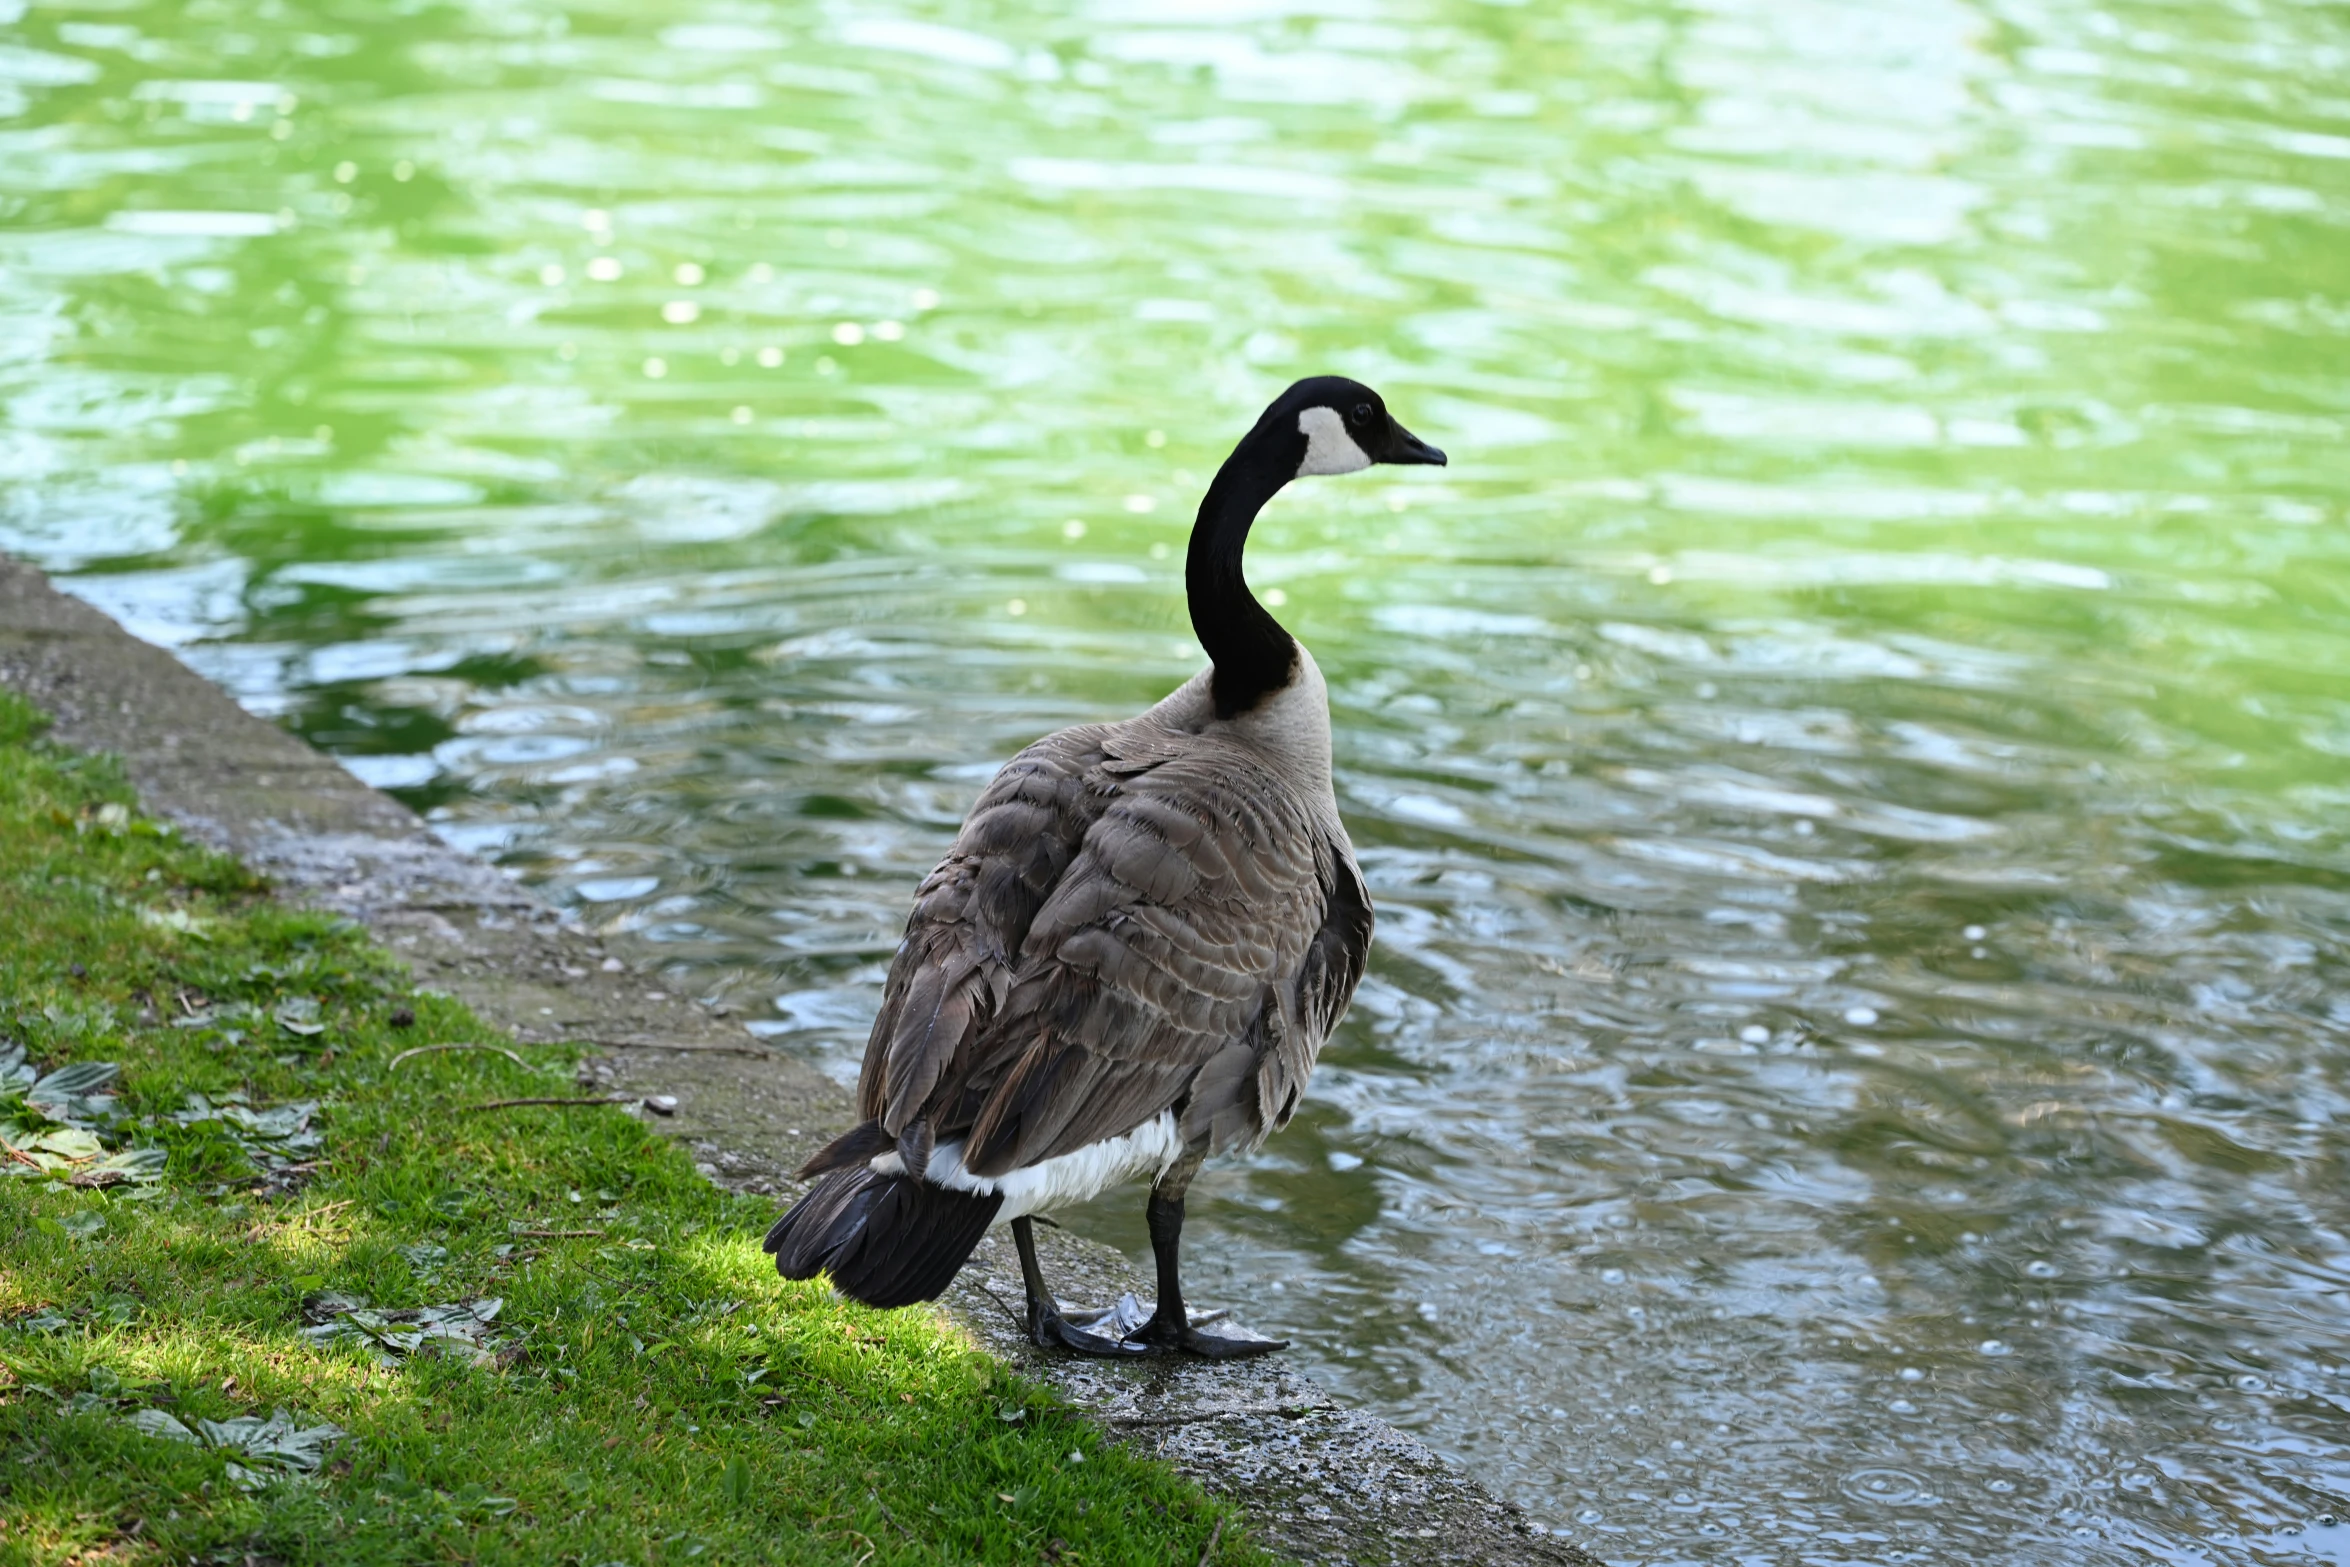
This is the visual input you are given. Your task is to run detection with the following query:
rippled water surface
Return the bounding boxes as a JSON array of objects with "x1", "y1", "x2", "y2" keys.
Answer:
[{"x1": 8, "y1": 0, "x2": 2350, "y2": 1558}]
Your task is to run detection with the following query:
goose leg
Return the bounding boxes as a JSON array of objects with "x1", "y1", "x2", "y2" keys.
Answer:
[
  {"x1": 1012, "y1": 1215, "x2": 1142, "y2": 1357},
  {"x1": 1132, "y1": 1159, "x2": 1288, "y2": 1360}
]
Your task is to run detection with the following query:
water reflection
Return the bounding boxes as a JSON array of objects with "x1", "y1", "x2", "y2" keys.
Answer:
[{"x1": 6, "y1": 0, "x2": 2350, "y2": 1558}]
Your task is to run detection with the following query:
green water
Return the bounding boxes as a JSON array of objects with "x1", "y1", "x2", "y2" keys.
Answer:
[{"x1": 7, "y1": 0, "x2": 2350, "y2": 1558}]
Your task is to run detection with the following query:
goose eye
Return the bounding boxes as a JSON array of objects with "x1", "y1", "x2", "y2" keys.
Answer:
[{"x1": 1352, "y1": 402, "x2": 1373, "y2": 425}]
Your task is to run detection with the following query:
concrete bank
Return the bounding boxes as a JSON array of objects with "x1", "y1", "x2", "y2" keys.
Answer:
[{"x1": 0, "y1": 551, "x2": 1599, "y2": 1567}]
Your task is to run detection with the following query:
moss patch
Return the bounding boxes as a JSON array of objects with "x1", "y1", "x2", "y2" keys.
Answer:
[{"x1": 0, "y1": 689, "x2": 1266, "y2": 1566}]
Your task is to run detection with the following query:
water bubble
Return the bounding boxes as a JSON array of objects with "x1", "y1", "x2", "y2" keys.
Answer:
[
  {"x1": 1889, "y1": 1398, "x2": 1917, "y2": 1414},
  {"x1": 2235, "y1": 1374, "x2": 2267, "y2": 1392},
  {"x1": 1979, "y1": 1339, "x2": 2010, "y2": 1356},
  {"x1": 1576, "y1": 1509, "x2": 1602, "y2": 1525},
  {"x1": 1963, "y1": 924, "x2": 1986, "y2": 940},
  {"x1": 1740, "y1": 1025, "x2": 1771, "y2": 1045},
  {"x1": 1844, "y1": 1006, "x2": 1880, "y2": 1026},
  {"x1": 1986, "y1": 1478, "x2": 2015, "y2": 1494},
  {"x1": 1840, "y1": 1468, "x2": 1934, "y2": 1507},
  {"x1": 1899, "y1": 1367, "x2": 1925, "y2": 1382},
  {"x1": 1601, "y1": 1268, "x2": 1626, "y2": 1285},
  {"x1": 2026, "y1": 1261, "x2": 2059, "y2": 1278}
]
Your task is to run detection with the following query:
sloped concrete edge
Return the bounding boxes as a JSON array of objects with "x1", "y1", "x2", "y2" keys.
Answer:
[{"x1": 0, "y1": 551, "x2": 1601, "y2": 1567}]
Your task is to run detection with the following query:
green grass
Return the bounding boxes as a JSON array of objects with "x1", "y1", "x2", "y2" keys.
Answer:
[{"x1": 0, "y1": 688, "x2": 1266, "y2": 1566}]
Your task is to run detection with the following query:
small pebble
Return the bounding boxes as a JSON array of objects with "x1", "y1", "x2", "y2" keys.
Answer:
[
  {"x1": 644, "y1": 1095, "x2": 678, "y2": 1117},
  {"x1": 68, "y1": 962, "x2": 87, "y2": 979},
  {"x1": 388, "y1": 1006, "x2": 415, "y2": 1029}
]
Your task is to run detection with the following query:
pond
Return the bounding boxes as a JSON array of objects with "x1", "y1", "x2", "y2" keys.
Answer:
[{"x1": 6, "y1": 0, "x2": 2350, "y2": 1559}]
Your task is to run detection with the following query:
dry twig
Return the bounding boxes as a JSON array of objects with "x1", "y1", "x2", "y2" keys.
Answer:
[
  {"x1": 389, "y1": 1041, "x2": 534, "y2": 1073},
  {"x1": 557, "y1": 1036, "x2": 777, "y2": 1059}
]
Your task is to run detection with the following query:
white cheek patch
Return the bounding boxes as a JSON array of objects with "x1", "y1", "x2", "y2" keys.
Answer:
[{"x1": 1295, "y1": 405, "x2": 1371, "y2": 477}]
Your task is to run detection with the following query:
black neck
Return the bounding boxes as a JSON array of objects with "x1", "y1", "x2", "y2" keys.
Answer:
[{"x1": 1186, "y1": 422, "x2": 1301, "y2": 719}]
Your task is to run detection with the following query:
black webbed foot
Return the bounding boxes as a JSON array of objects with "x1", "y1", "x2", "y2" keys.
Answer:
[
  {"x1": 1063, "y1": 1294, "x2": 1286, "y2": 1359},
  {"x1": 1133, "y1": 1313, "x2": 1289, "y2": 1360},
  {"x1": 1028, "y1": 1303, "x2": 1146, "y2": 1357}
]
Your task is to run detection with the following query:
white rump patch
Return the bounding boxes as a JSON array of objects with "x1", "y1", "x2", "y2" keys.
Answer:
[
  {"x1": 1295, "y1": 406, "x2": 1371, "y2": 477},
  {"x1": 872, "y1": 1111, "x2": 1187, "y2": 1222}
]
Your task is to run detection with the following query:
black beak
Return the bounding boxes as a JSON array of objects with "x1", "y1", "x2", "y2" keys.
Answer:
[{"x1": 1378, "y1": 419, "x2": 1447, "y2": 467}]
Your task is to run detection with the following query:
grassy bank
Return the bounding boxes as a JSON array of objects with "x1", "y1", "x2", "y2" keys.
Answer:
[{"x1": 0, "y1": 688, "x2": 1262, "y2": 1566}]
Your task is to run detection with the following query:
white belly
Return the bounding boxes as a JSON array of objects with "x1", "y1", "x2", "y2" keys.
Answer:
[{"x1": 868, "y1": 1111, "x2": 1186, "y2": 1222}]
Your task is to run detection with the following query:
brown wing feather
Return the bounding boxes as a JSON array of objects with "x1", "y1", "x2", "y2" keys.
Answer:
[
  {"x1": 857, "y1": 725, "x2": 1116, "y2": 1132},
  {"x1": 855, "y1": 719, "x2": 1374, "y2": 1184},
  {"x1": 1256, "y1": 835, "x2": 1372, "y2": 1135},
  {"x1": 954, "y1": 741, "x2": 1327, "y2": 1175}
]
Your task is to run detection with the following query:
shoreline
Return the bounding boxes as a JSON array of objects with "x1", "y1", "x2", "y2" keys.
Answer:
[{"x1": 1, "y1": 549, "x2": 1598, "y2": 1567}]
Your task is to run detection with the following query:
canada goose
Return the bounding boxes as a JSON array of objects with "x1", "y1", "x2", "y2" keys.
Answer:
[{"x1": 765, "y1": 376, "x2": 1446, "y2": 1357}]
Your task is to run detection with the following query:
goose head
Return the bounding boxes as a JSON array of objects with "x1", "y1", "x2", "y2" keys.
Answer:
[
  {"x1": 1187, "y1": 376, "x2": 1446, "y2": 721},
  {"x1": 1260, "y1": 375, "x2": 1447, "y2": 479}
]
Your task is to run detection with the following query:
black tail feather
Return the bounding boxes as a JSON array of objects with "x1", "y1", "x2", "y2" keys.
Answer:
[
  {"x1": 764, "y1": 1166, "x2": 1001, "y2": 1309},
  {"x1": 796, "y1": 1118, "x2": 895, "y2": 1180}
]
